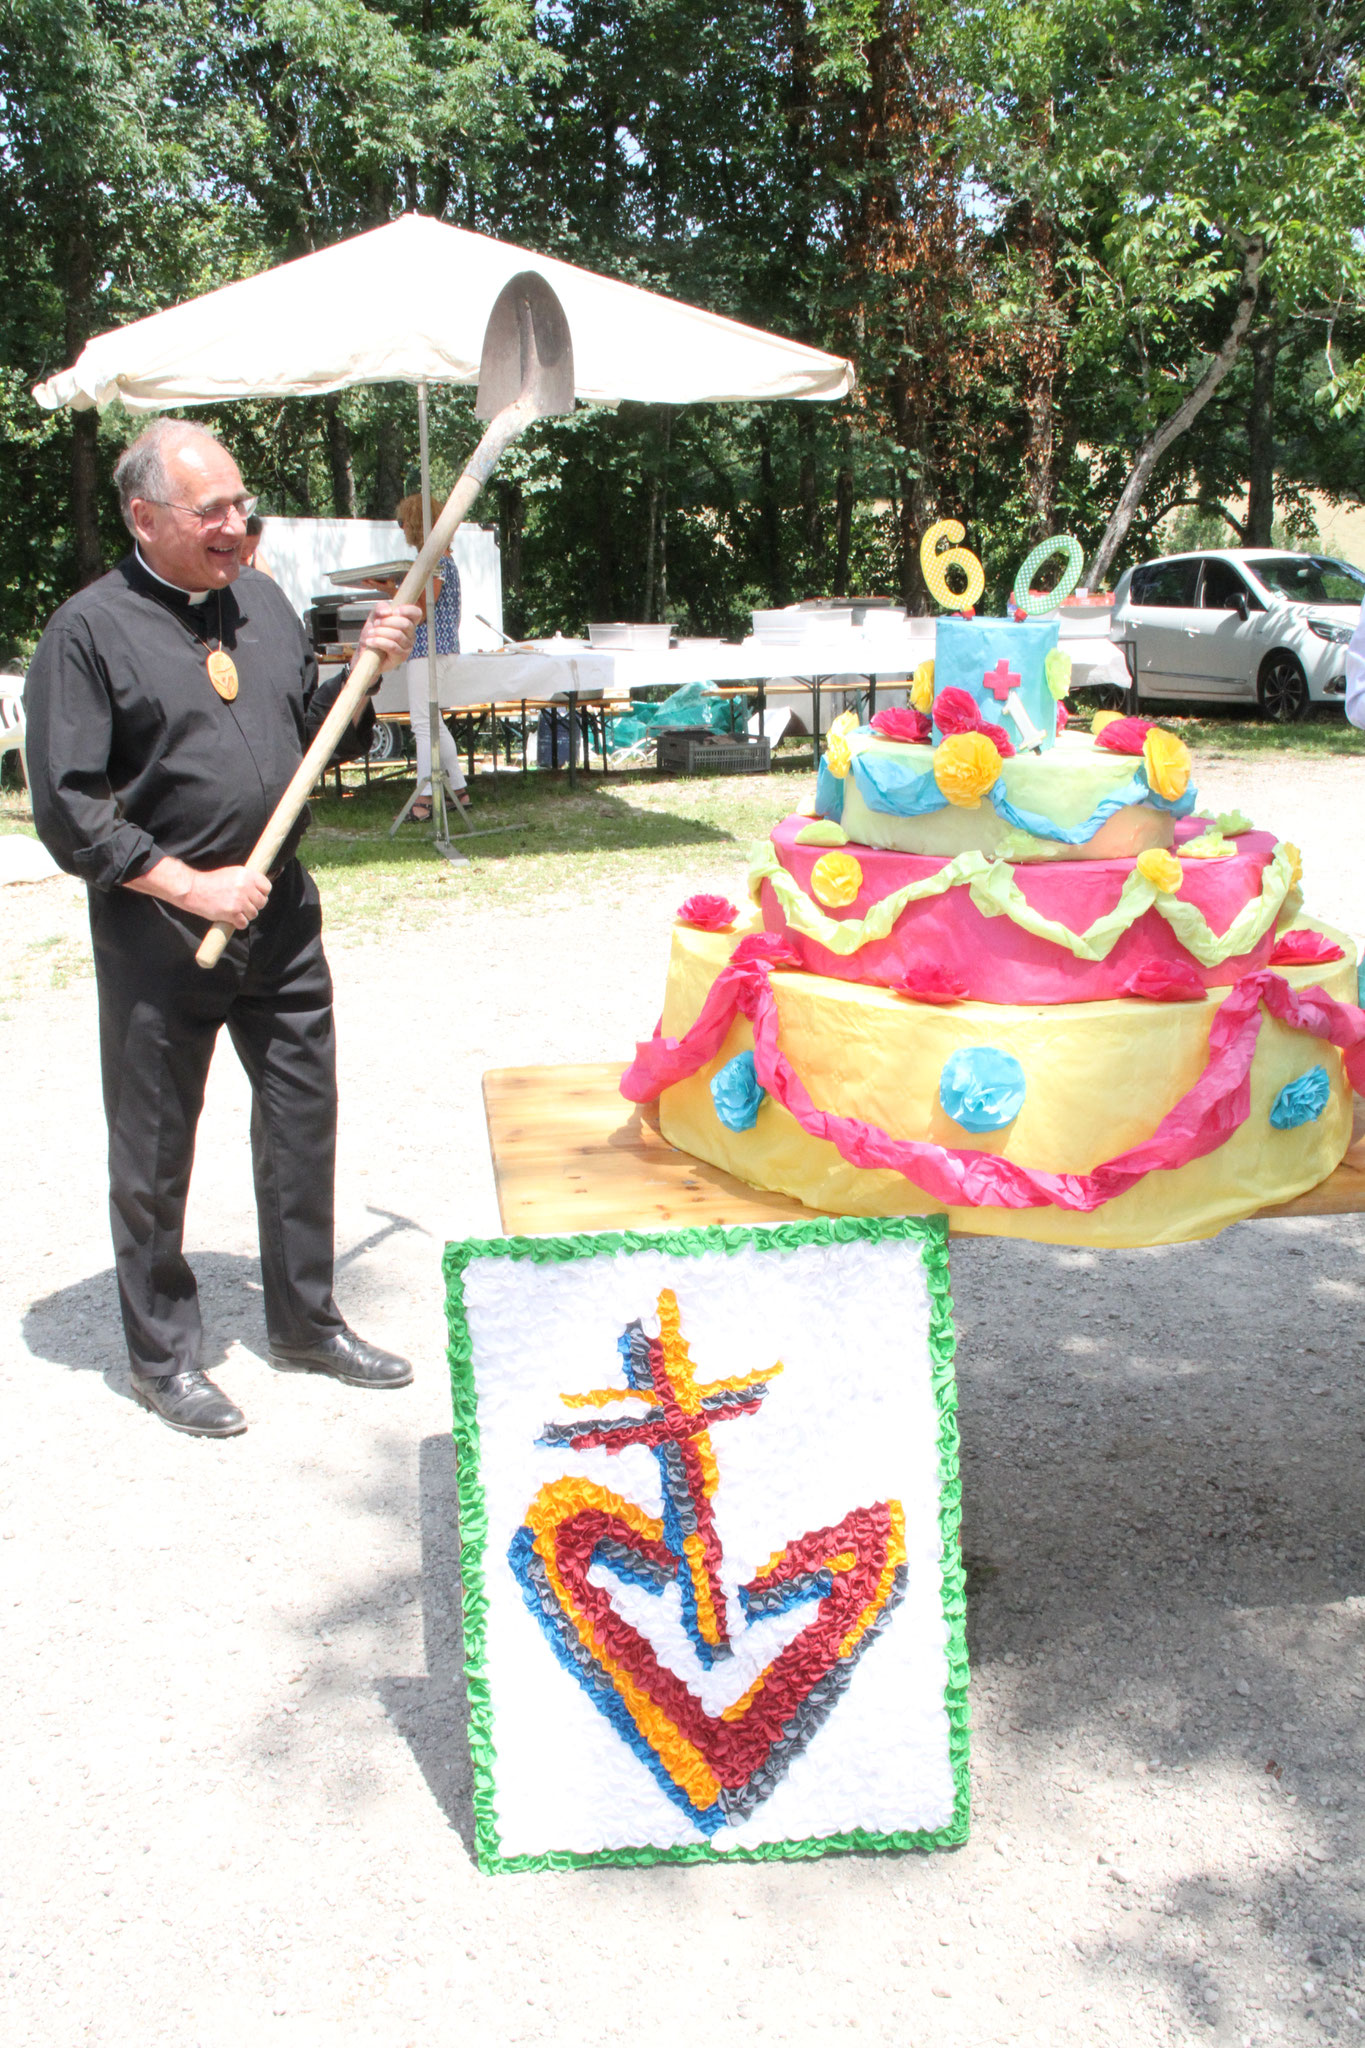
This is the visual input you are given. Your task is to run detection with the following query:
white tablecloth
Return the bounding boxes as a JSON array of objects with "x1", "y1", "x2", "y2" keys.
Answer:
[{"x1": 359, "y1": 613, "x2": 1119, "y2": 714}]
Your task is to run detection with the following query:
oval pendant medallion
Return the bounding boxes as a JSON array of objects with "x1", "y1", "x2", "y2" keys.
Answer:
[{"x1": 207, "y1": 650, "x2": 239, "y2": 701}]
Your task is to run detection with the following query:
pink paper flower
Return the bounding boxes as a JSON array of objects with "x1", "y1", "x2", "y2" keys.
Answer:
[
  {"x1": 891, "y1": 964, "x2": 969, "y2": 1004},
  {"x1": 870, "y1": 705, "x2": 932, "y2": 744},
  {"x1": 931, "y1": 687, "x2": 982, "y2": 735},
  {"x1": 730, "y1": 932, "x2": 804, "y2": 971},
  {"x1": 930, "y1": 686, "x2": 1015, "y2": 758},
  {"x1": 1269, "y1": 930, "x2": 1345, "y2": 966},
  {"x1": 677, "y1": 893, "x2": 739, "y2": 931},
  {"x1": 1120, "y1": 958, "x2": 1205, "y2": 1002},
  {"x1": 1094, "y1": 715, "x2": 1155, "y2": 756}
]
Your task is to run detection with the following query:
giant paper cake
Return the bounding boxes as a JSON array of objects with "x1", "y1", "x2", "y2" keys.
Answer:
[{"x1": 623, "y1": 614, "x2": 1365, "y2": 1249}]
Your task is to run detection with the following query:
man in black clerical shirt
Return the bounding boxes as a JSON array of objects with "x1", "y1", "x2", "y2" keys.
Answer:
[{"x1": 25, "y1": 418, "x2": 422, "y2": 1438}]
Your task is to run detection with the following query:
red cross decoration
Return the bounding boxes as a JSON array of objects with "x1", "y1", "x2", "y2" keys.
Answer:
[{"x1": 982, "y1": 658, "x2": 1021, "y2": 702}]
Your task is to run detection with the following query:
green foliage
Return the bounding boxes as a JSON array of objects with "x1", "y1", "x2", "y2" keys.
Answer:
[{"x1": 0, "y1": 0, "x2": 1362, "y2": 660}]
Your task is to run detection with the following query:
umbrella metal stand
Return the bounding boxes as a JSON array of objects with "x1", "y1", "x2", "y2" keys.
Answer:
[{"x1": 389, "y1": 381, "x2": 523, "y2": 857}]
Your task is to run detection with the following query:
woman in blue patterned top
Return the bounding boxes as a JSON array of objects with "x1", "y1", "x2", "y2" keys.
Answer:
[{"x1": 393, "y1": 494, "x2": 468, "y2": 816}]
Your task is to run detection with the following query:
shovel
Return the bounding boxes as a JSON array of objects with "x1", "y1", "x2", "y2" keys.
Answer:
[{"x1": 195, "y1": 270, "x2": 574, "y2": 969}]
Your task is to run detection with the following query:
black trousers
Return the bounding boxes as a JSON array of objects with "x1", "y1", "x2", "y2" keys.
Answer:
[{"x1": 89, "y1": 860, "x2": 343, "y2": 1378}]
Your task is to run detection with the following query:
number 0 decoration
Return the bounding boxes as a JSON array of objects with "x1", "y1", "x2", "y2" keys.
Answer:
[
  {"x1": 1011, "y1": 535, "x2": 1084, "y2": 616},
  {"x1": 919, "y1": 520, "x2": 985, "y2": 612},
  {"x1": 444, "y1": 1217, "x2": 969, "y2": 1870}
]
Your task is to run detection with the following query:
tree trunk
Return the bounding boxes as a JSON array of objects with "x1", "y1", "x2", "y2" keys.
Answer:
[
  {"x1": 643, "y1": 477, "x2": 659, "y2": 622},
  {"x1": 497, "y1": 480, "x2": 523, "y2": 637},
  {"x1": 642, "y1": 410, "x2": 675, "y2": 621},
  {"x1": 756, "y1": 418, "x2": 786, "y2": 604},
  {"x1": 896, "y1": 476, "x2": 918, "y2": 611},
  {"x1": 1081, "y1": 235, "x2": 1266, "y2": 592},
  {"x1": 798, "y1": 410, "x2": 822, "y2": 581},
  {"x1": 70, "y1": 410, "x2": 103, "y2": 587},
  {"x1": 595, "y1": 473, "x2": 617, "y2": 620},
  {"x1": 323, "y1": 396, "x2": 355, "y2": 518},
  {"x1": 64, "y1": 225, "x2": 102, "y2": 586},
  {"x1": 370, "y1": 431, "x2": 404, "y2": 522},
  {"x1": 834, "y1": 453, "x2": 854, "y2": 594},
  {"x1": 1245, "y1": 320, "x2": 1280, "y2": 547}
]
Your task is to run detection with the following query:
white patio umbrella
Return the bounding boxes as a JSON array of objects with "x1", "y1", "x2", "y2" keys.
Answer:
[
  {"x1": 32, "y1": 211, "x2": 854, "y2": 413},
  {"x1": 33, "y1": 212, "x2": 855, "y2": 847}
]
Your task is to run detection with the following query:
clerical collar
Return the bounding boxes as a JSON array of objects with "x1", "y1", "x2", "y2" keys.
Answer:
[{"x1": 135, "y1": 545, "x2": 210, "y2": 606}]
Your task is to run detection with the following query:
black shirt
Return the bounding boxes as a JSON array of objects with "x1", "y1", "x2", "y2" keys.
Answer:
[{"x1": 24, "y1": 553, "x2": 373, "y2": 890}]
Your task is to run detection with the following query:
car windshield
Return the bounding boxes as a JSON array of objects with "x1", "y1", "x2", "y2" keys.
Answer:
[{"x1": 1249, "y1": 556, "x2": 1365, "y2": 605}]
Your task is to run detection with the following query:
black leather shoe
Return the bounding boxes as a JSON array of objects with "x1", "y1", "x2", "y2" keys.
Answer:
[
  {"x1": 132, "y1": 1369, "x2": 247, "y2": 1438},
  {"x1": 268, "y1": 1327, "x2": 413, "y2": 1389}
]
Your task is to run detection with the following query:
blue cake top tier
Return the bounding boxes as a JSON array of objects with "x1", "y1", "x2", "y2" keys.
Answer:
[{"x1": 933, "y1": 616, "x2": 1061, "y2": 753}]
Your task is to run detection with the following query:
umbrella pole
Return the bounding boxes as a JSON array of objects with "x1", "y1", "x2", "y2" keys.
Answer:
[{"x1": 417, "y1": 380, "x2": 468, "y2": 862}]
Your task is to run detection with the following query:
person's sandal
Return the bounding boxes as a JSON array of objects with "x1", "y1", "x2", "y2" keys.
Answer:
[{"x1": 410, "y1": 800, "x2": 432, "y2": 822}]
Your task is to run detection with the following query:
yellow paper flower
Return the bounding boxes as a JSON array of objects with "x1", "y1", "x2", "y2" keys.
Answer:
[
  {"x1": 1143, "y1": 727, "x2": 1191, "y2": 801},
  {"x1": 933, "y1": 731, "x2": 1002, "y2": 809},
  {"x1": 1283, "y1": 841, "x2": 1303, "y2": 887},
  {"x1": 810, "y1": 850, "x2": 864, "y2": 907},
  {"x1": 1136, "y1": 847, "x2": 1183, "y2": 894},
  {"x1": 824, "y1": 731, "x2": 852, "y2": 779},
  {"x1": 828, "y1": 709, "x2": 859, "y2": 740},
  {"x1": 910, "y1": 660, "x2": 936, "y2": 713},
  {"x1": 1091, "y1": 709, "x2": 1122, "y2": 736}
]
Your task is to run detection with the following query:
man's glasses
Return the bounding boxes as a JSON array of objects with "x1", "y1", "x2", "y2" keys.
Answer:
[{"x1": 145, "y1": 494, "x2": 259, "y2": 528}]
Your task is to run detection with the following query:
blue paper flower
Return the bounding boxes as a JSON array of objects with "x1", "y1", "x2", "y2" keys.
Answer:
[
  {"x1": 1357, "y1": 959, "x2": 1365, "y2": 1008},
  {"x1": 938, "y1": 1047, "x2": 1027, "y2": 1132},
  {"x1": 711, "y1": 1051, "x2": 766, "y2": 1131},
  {"x1": 1269, "y1": 1066, "x2": 1331, "y2": 1130}
]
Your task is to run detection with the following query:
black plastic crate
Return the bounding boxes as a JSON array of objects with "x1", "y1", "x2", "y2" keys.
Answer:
[{"x1": 656, "y1": 728, "x2": 771, "y2": 776}]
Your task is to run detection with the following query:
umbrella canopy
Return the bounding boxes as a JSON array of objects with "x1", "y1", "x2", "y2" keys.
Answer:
[{"x1": 33, "y1": 212, "x2": 854, "y2": 414}]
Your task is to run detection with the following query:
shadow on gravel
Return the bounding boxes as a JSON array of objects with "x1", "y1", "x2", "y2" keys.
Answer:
[
  {"x1": 21, "y1": 1251, "x2": 268, "y2": 1399},
  {"x1": 377, "y1": 1433, "x2": 475, "y2": 1858},
  {"x1": 22, "y1": 1207, "x2": 425, "y2": 1406},
  {"x1": 953, "y1": 1219, "x2": 1365, "y2": 2041}
]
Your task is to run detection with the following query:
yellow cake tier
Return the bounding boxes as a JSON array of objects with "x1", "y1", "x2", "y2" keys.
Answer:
[{"x1": 656, "y1": 920, "x2": 1358, "y2": 1250}]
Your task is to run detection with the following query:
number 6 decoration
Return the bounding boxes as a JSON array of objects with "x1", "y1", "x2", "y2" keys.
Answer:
[{"x1": 919, "y1": 520, "x2": 985, "y2": 612}]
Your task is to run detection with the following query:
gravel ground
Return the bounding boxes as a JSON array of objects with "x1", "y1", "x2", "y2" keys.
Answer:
[{"x1": 2, "y1": 752, "x2": 1364, "y2": 2048}]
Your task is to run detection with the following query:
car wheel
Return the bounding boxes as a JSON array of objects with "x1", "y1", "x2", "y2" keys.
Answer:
[
  {"x1": 1258, "y1": 652, "x2": 1309, "y2": 724},
  {"x1": 368, "y1": 717, "x2": 406, "y2": 763},
  {"x1": 1082, "y1": 682, "x2": 1130, "y2": 714}
]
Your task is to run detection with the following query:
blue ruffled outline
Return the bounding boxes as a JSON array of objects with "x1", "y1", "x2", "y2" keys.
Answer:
[{"x1": 840, "y1": 749, "x2": 1196, "y2": 843}]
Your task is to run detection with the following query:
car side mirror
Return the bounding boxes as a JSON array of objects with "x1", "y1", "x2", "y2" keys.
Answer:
[{"x1": 1231, "y1": 591, "x2": 1249, "y2": 621}]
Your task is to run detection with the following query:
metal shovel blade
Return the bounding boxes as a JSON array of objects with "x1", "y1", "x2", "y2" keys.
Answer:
[{"x1": 474, "y1": 270, "x2": 575, "y2": 421}]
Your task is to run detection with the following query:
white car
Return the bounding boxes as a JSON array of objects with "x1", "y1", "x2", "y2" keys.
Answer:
[{"x1": 1108, "y1": 549, "x2": 1364, "y2": 721}]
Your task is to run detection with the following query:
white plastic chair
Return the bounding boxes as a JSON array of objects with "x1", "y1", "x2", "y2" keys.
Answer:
[{"x1": 0, "y1": 680, "x2": 27, "y2": 789}]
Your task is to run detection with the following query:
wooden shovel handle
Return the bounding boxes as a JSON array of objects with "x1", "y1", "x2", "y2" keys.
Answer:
[{"x1": 195, "y1": 395, "x2": 536, "y2": 968}]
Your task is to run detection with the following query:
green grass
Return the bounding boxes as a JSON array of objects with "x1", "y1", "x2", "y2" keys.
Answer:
[{"x1": 298, "y1": 752, "x2": 818, "y2": 927}]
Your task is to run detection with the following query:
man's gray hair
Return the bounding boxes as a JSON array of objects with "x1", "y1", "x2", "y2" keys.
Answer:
[{"x1": 112, "y1": 418, "x2": 226, "y2": 533}]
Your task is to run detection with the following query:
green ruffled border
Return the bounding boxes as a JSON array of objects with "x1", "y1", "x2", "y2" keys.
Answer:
[
  {"x1": 750, "y1": 836, "x2": 1297, "y2": 968},
  {"x1": 443, "y1": 1215, "x2": 969, "y2": 1874}
]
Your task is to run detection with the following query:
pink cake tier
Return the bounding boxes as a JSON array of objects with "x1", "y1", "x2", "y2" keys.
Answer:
[{"x1": 753, "y1": 814, "x2": 1293, "y2": 1005}]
